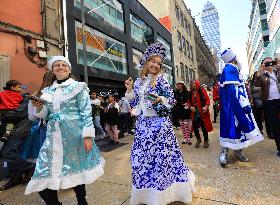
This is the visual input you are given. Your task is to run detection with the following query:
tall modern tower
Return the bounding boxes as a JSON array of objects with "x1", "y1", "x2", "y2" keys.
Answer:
[{"x1": 201, "y1": 1, "x2": 222, "y2": 71}]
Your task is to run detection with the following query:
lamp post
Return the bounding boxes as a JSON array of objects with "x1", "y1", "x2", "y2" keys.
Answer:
[{"x1": 81, "y1": 0, "x2": 88, "y2": 84}]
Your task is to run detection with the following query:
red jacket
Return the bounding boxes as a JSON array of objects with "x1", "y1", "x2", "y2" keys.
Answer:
[
  {"x1": 189, "y1": 80, "x2": 213, "y2": 132},
  {"x1": 212, "y1": 83, "x2": 219, "y2": 102},
  {"x1": 0, "y1": 90, "x2": 23, "y2": 110}
]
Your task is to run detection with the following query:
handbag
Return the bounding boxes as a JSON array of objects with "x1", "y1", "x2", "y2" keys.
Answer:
[{"x1": 152, "y1": 102, "x2": 172, "y2": 117}]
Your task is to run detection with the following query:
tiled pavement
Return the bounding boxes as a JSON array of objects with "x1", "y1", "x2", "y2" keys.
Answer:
[{"x1": 1, "y1": 121, "x2": 280, "y2": 205}]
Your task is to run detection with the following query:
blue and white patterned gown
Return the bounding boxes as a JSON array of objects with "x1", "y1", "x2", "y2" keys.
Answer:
[
  {"x1": 25, "y1": 78, "x2": 104, "y2": 194},
  {"x1": 126, "y1": 74, "x2": 195, "y2": 205}
]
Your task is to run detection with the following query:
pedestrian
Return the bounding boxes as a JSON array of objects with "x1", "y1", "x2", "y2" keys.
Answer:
[
  {"x1": 104, "y1": 94, "x2": 120, "y2": 144},
  {"x1": 173, "y1": 81, "x2": 192, "y2": 145},
  {"x1": 172, "y1": 83, "x2": 181, "y2": 129},
  {"x1": 219, "y1": 48, "x2": 263, "y2": 166},
  {"x1": 254, "y1": 56, "x2": 280, "y2": 157},
  {"x1": 125, "y1": 42, "x2": 195, "y2": 205},
  {"x1": 251, "y1": 71, "x2": 264, "y2": 134},
  {"x1": 21, "y1": 71, "x2": 55, "y2": 161},
  {"x1": 25, "y1": 56, "x2": 104, "y2": 205},
  {"x1": 212, "y1": 75, "x2": 220, "y2": 123},
  {"x1": 0, "y1": 89, "x2": 34, "y2": 190},
  {"x1": 90, "y1": 91, "x2": 106, "y2": 138},
  {"x1": 189, "y1": 80, "x2": 213, "y2": 148},
  {"x1": 118, "y1": 95, "x2": 131, "y2": 137},
  {"x1": 0, "y1": 80, "x2": 23, "y2": 138}
]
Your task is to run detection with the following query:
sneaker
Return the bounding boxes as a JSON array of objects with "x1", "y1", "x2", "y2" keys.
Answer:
[
  {"x1": 219, "y1": 151, "x2": 229, "y2": 166},
  {"x1": 195, "y1": 138, "x2": 202, "y2": 148},
  {"x1": 182, "y1": 139, "x2": 192, "y2": 145},
  {"x1": 0, "y1": 177, "x2": 23, "y2": 191},
  {"x1": 203, "y1": 141, "x2": 209, "y2": 148},
  {"x1": 234, "y1": 150, "x2": 249, "y2": 162}
]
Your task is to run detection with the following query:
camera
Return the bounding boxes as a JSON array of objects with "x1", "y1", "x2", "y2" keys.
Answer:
[{"x1": 264, "y1": 60, "x2": 277, "y2": 67}]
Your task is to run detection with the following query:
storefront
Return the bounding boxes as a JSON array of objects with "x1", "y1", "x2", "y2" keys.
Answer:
[{"x1": 66, "y1": 0, "x2": 174, "y2": 93}]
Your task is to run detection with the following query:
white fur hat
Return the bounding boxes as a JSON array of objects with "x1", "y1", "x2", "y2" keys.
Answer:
[
  {"x1": 221, "y1": 48, "x2": 236, "y2": 63},
  {"x1": 48, "y1": 56, "x2": 71, "y2": 70},
  {"x1": 176, "y1": 81, "x2": 185, "y2": 85}
]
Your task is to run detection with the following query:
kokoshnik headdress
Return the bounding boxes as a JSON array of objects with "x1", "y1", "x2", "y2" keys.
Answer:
[{"x1": 139, "y1": 42, "x2": 167, "y2": 68}]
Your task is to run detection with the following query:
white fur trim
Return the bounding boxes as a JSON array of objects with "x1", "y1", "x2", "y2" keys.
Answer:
[
  {"x1": 220, "y1": 113, "x2": 264, "y2": 150},
  {"x1": 48, "y1": 56, "x2": 71, "y2": 70},
  {"x1": 82, "y1": 126, "x2": 95, "y2": 138},
  {"x1": 219, "y1": 81, "x2": 242, "y2": 87},
  {"x1": 221, "y1": 49, "x2": 236, "y2": 63},
  {"x1": 220, "y1": 134, "x2": 263, "y2": 150},
  {"x1": 239, "y1": 95, "x2": 250, "y2": 108},
  {"x1": 25, "y1": 121, "x2": 104, "y2": 194},
  {"x1": 125, "y1": 91, "x2": 136, "y2": 100},
  {"x1": 33, "y1": 106, "x2": 48, "y2": 119},
  {"x1": 130, "y1": 170, "x2": 195, "y2": 205},
  {"x1": 25, "y1": 163, "x2": 104, "y2": 194}
]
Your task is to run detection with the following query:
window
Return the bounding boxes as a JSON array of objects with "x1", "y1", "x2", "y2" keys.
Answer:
[
  {"x1": 185, "y1": 65, "x2": 189, "y2": 83},
  {"x1": 188, "y1": 23, "x2": 192, "y2": 36},
  {"x1": 157, "y1": 35, "x2": 172, "y2": 61},
  {"x1": 176, "y1": 65, "x2": 179, "y2": 79},
  {"x1": 163, "y1": 64, "x2": 174, "y2": 85},
  {"x1": 259, "y1": 2, "x2": 267, "y2": 15},
  {"x1": 182, "y1": 36, "x2": 186, "y2": 55},
  {"x1": 189, "y1": 68, "x2": 192, "y2": 80},
  {"x1": 132, "y1": 48, "x2": 143, "y2": 72},
  {"x1": 175, "y1": 5, "x2": 180, "y2": 21},
  {"x1": 75, "y1": 0, "x2": 124, "y2": 32},
  {"x1": 184, "y1": 18, "x2": 189, "y2": 33},
  {"x1": 261, "y1": 19, "x2": 269, "y2": 31},
  {"x1": 180, "y1": 13, "x2": 184, "y2": 27},
  {"x1": 180, "y1": 63, "x2": 184, "y2": 79},
  {"x1": 75, "y1": 21, "x2": 127, "y2": 74},
  {"x1": 177, "y1": 31, "x2": 182, "y2": 50},
  {"x1": 186, "y1": 40, "x2": 190, "y2": 58},
  {"x1": 190, "y1": 45, "x2": 193, "y2": 61},
  {"x1": 130, "y1": 13, "x2": 154, "y2": 46}
]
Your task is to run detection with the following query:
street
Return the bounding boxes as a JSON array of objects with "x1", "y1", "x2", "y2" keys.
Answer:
[{"x1": 0, "y1": 121, "x2": 280, "y2": 205}]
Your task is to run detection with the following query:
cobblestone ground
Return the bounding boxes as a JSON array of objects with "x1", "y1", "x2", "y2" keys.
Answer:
[{"x1": 1, "y1": 121, "x2": 280, "y2": 205}]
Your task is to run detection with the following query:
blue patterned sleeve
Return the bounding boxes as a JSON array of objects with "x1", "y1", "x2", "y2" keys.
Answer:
[
  {"x1": 77, "y1": 83, "x2": 95, "y2": 138},
  {"x1": 156, "y1": 75, "x2": 176, "y2": 108},
  {"x1": 125, "y1": 78, "x2": 141, "y2": 108}
]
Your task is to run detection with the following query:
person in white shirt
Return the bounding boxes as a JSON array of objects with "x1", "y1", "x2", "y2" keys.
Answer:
[
  {"x1": 119, "y1": 96, "x2": 131, "y2": 136},
  {"x1": 90, "y1": 92, "x2": 106, "y2": 138},
  {"x1": 104, "y1": 94, "x2": 119, "y2": 144}
]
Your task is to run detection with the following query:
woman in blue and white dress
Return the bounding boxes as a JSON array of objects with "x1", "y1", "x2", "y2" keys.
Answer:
[
  {"x1": 125, "y1": 43, "x2": 195, "y2": 205},
  {"x1": 25, "y1": 56, "x2": 104, "y2": 205}
]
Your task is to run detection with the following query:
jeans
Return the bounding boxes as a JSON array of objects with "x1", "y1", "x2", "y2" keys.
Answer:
[
  {"x1": 0, "y1": 138, "x2": 34, "y2": 178},
  {"x1": 193, "y1": 118, "x2": 209, "y2": 142},
  {"x1": 263, "y1": 99, "x2": 280, "y2": 151},
  {"x1": 93, "y1": 116, "x2": 105, "y2": 135}
]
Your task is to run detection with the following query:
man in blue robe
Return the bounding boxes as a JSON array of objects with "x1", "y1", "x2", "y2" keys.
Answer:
[{"x1": 219, "y1": 48, "x2": 263, "y2": 166}]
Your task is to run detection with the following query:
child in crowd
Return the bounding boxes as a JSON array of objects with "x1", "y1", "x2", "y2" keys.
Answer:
[{"x1": 0, "y1": 80, "x2": 23, "y2": 147}]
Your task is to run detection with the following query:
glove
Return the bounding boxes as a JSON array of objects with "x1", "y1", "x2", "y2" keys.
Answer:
[{"x1": 242, "y1": 105, "x2": 252, "y2": 114}]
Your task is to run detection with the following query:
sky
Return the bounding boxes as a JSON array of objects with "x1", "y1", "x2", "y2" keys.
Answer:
[{"x1": 184, "y1": 0, "x2": 252, "y2": 76}]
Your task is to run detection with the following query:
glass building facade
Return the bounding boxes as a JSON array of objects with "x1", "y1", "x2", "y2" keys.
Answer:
[
  {"x1": 201, "y1": 1, "x2": 222, "y2": 70},
  {"x1": 67, "y1": 0, "x2": 174, "y2": 90}
]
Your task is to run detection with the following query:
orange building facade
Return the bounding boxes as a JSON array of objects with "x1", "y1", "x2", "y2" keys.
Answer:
[{"x1": 0, "y1": 0, "x2": 64, "y2": 93}]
